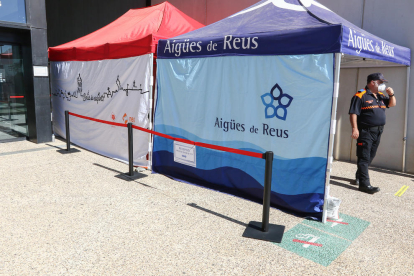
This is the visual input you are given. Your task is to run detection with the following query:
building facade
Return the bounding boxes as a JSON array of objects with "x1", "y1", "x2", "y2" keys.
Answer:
[
  {"x1": 46, "y1": 0, "x2": 149, "y2": 47},
  {"x1": 42, "y1": 0, "x2": 414, "y2": 173},
  {"x1": 0, "y1": 0, "x2": 50, "y2": 143}
]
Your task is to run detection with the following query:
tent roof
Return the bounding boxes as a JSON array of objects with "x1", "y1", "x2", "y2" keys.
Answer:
[
  {"x1": 48, "y1": 1, "x2": 204, "y2": 61},
  {"x1": 157, "y1": 0, "x2": 410, "y2": 66}
]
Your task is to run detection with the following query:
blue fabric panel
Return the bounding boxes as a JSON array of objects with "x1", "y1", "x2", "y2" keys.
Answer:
[
  {"x1": 154, "y1": 135, "x2": 327, "y2": 196},
  {"x1": 305, "y1": 0, "x2": 410, "y2": 66},
  {"x1": 158, "y1": 25, "x2": 342, "y2": 59},
  {"x1": 153, "y1": 143, "x2": 324, "y2": 219},
  {"x1": 156, "y1": 0, "x2": 410, "y2": 65},
  {"x1": 153, "y1": 54, "x2": 334, "y2": 220}
]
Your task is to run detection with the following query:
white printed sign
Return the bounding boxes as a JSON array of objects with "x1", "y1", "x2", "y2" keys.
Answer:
[
  {"x1": 174, "y1": 141, "x2": 196, "y2": 167},
  {"x1": 33, "y1": 66, "x2": 49, "y2": 77}
]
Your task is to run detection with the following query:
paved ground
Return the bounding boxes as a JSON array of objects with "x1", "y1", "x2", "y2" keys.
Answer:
[{"x1": 0, "y1": 140, "x2": 413, "y2": 275}]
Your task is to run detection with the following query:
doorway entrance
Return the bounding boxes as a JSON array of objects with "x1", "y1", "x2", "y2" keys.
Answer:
[{"x1": 0, "y1": 43, "x2": 28, "y2": 142}]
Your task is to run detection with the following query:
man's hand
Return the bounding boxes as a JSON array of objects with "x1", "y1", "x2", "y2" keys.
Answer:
[
  {"x1": 350, "y1": 114, "x2": 359, "y2": 139},
  {"x1": 351, "y1": 128, "x2": 359, "y2": 139},
  {"x1": 386, "y1": 87, "x2": 396, "y2": 107},
  {"x1": 386, "y1": 87, "x2": 394, "y2": 96}
]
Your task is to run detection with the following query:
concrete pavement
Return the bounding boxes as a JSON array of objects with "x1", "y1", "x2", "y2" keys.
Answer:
[{"x1": 0, "y1": 140, "x2": 413, "y2": 275}]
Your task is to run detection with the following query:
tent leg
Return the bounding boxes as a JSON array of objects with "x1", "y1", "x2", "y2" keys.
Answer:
[
  {"x1": 402, "y1": 66, "x2": 410, "y2": 172},
  {"x1": 148, "y1": 53, "x2": 154, "y2": 171},
  {"x1": 322, "y1": 53, "x2": 342, "y2": 223}
]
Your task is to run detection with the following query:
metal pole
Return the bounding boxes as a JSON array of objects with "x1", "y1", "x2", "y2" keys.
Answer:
[
  {"x1": 148, "y1": 53, "x2": 154, "y2": 171},
  {"x1": 242, "y1": 150, "x2": 284, "y2": 242},
  {"x1": 262, "y1": 151, "x2": 274, "y2": 232},
  {"x1": 322, "y1": 53, "x2": 342, "y2": 223},
  {"x1": 65, "y1": 110, "x2": 70, "y2": 151},
  {"x1": 402, "y1": 66, "x2": 410, "y2": 172},
  {"x1": 128, "y1": 122, "x2": 134, "y2": 176},
  {"x1": 8, "y1": 98, "x2": 12, "y2": 120}
]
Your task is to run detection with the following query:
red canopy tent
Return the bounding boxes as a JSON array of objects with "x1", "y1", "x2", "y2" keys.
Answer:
[
  {"x1": 48, "y1": 1, "x2": 204, "y2": 61},
  {"x1": 49, "y1": 2, "x2": 203, "y2": 170}
]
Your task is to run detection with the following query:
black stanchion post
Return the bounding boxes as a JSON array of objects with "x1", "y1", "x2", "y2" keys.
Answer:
[
  {"x1": 8, "y1": 99, "x2": 12, "y2": 120},
  {"x1": 242, "y1": 151, "x2": 285, "y2": 243},
  {"x1": 128, "y1": 122, "x2": 134, "y2": 176},
  {"x1": 65, "y1": 110, "x2": 70, "y2": 151},
  {"x1": 121, "y1": 122, "x2": 140, "y2": 179},
  {"x1": 262, "y1": 151, "x2": 273, "y2": 232}
]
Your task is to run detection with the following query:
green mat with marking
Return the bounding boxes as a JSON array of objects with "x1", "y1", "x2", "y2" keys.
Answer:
[
  {"x1": 276, "y1": 213, "x2": 370, "y2": 267},
  {"x1": 303, "y1": 213, "x2": 370, "y2": 241}
]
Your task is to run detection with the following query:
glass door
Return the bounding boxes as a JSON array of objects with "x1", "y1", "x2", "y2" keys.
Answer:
[{"x1": 0, "y1": 44, "x2": 28, "y2": 141}]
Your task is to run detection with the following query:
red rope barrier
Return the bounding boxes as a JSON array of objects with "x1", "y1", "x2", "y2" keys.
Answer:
[
  {"x1": 68, "y1": 112, "x2": 264, "y2": 159},
  {"x1": 132, "y1": 124, "x2": 263, "y2": 159},
  {"x1": 68, "y1": 112, "x2": 127, "y2": 128}
]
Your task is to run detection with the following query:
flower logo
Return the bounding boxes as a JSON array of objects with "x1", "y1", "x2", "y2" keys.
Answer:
[{"x1": 261, "y1": 83, "x2": 293, "y2": 121}]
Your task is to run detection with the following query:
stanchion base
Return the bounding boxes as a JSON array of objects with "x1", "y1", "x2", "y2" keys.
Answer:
[
  {"x1": 119, "y1": 171, "x2": 146, "y2": 181},
  {"x1": 242, "y1": 221, "x2": 285, "y2": 243},
  {"x1": 57, "y1": 148, "x2": 81, "y2": 154}
]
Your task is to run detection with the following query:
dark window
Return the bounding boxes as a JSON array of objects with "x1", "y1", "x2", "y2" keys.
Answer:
[
  {"x1": 0, "y1": 43, "x2": 28, "y2": 140},
  {"x1": 0, "y1": 0, "x2": 26, "y2": 24}
]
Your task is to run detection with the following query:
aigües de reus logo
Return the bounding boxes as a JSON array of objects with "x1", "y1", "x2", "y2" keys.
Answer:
[{"x1": 261, "y1": 83, "x2": 293, "y2": 121}]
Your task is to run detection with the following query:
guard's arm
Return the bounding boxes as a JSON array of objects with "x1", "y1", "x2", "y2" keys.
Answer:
[
  {"x1": 386, "y1": 87, "x2": 396, "y2": 107},
  {"x1": 350, "y1": 114, "x2": 359, "y2": 139}
]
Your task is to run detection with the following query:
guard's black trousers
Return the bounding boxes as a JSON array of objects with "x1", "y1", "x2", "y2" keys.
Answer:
[{"x1": 356, "y1": 126, "x2": 383, "y2": 186}]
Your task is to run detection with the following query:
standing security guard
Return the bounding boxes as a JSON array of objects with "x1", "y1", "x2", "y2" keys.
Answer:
[{"x1": 349, "y1": 73, "x2": 396, "y2": 194}]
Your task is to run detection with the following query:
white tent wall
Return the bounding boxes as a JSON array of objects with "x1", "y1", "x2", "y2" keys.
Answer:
[
  {"x1": 333, "y1": 67, "x2": 408, "y2": 172},
  {"x1": 318, "y1": 0, "x2": 414, "y2": 173},
  {"x1": 50, "y1": 54, "x2": 152, "y2": 167}
]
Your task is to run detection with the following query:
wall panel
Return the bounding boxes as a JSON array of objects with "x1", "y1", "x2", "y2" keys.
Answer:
[
  {"x1": 46, "y1": 0, "x2": 147, "y2": 47},
  {"x1": 151, "y1": 0, "x2": 206, "y2": 25},
  {"x1": 334, "y1": 68, "x2": 358, "y2": 162}
]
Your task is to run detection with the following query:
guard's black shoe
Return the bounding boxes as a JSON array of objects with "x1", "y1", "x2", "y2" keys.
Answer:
[
  {"x1": 359, "y1": 185, "x2": 380, "y2": 194},
  {"x1": 352, "y1": 178, "x2": 359, "y2": 185}
]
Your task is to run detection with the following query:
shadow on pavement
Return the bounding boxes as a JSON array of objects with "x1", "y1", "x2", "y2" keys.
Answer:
[
  {"x1": 46, "y1": 142, "x2": 81, "y2": 154},
  {"x1": 93, "y1": 163, "x2": 123, "y2": 174},
  {"x1": 45, "y1": 143, "x2": 64, "y2": 149},
  {"x1": 93, "y1": 163, "x2": 154, "y2": 187},
  {"x1": 331, "y1": 175, "x2": 354, "y2": 183},
  {"x1": 369, "y1": 167, "x2": 414, "y2": 179},
  {"x1": 187, "y1": 203, "x2": 248, "y2": 227},
  {"x1": 336, "y1": 160, "x2": 414, "y2": 179},
  {"x1": 330, "y1": 179, "x2": 358, "y2": 191}
]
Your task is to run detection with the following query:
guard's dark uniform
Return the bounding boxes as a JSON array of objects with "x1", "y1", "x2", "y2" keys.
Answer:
[{"x1": 349, "y1": 87, "x2": 390, "y2": 187}]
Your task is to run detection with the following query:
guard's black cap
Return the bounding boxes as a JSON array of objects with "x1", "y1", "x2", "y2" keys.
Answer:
[{"x1": 367, "y1": 73, "x2": 388, "y2": 83}]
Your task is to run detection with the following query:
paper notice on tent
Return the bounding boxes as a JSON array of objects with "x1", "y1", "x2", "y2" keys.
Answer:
[
  {"x1": 50, "y1": 54, "x2": 152, "y2": 166},
  {"x1": 174, "y1": 141, "x2": 196, "y2": 167},
  {"x1": 153, "y1": 54, "x2": 334, "y2": 219}
]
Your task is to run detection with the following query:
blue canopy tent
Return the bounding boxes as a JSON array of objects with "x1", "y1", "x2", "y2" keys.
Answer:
[{"x1": 153, "y1": 0, "x2": 411, "y2": 222}]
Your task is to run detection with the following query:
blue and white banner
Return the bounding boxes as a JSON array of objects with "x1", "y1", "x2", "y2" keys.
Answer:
[
  {"x1": 153, "y1": 54, "x2": 334, "y2": 218},
  {"x1": 51, "y1": 55, "x2": 152, "y2": 166},
  {"x1": 157, "y1": 0, "x2": 410, "y2": 66},
  {"x1": 305, "y1": 1, "x2": 411, "y2": 66}
]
